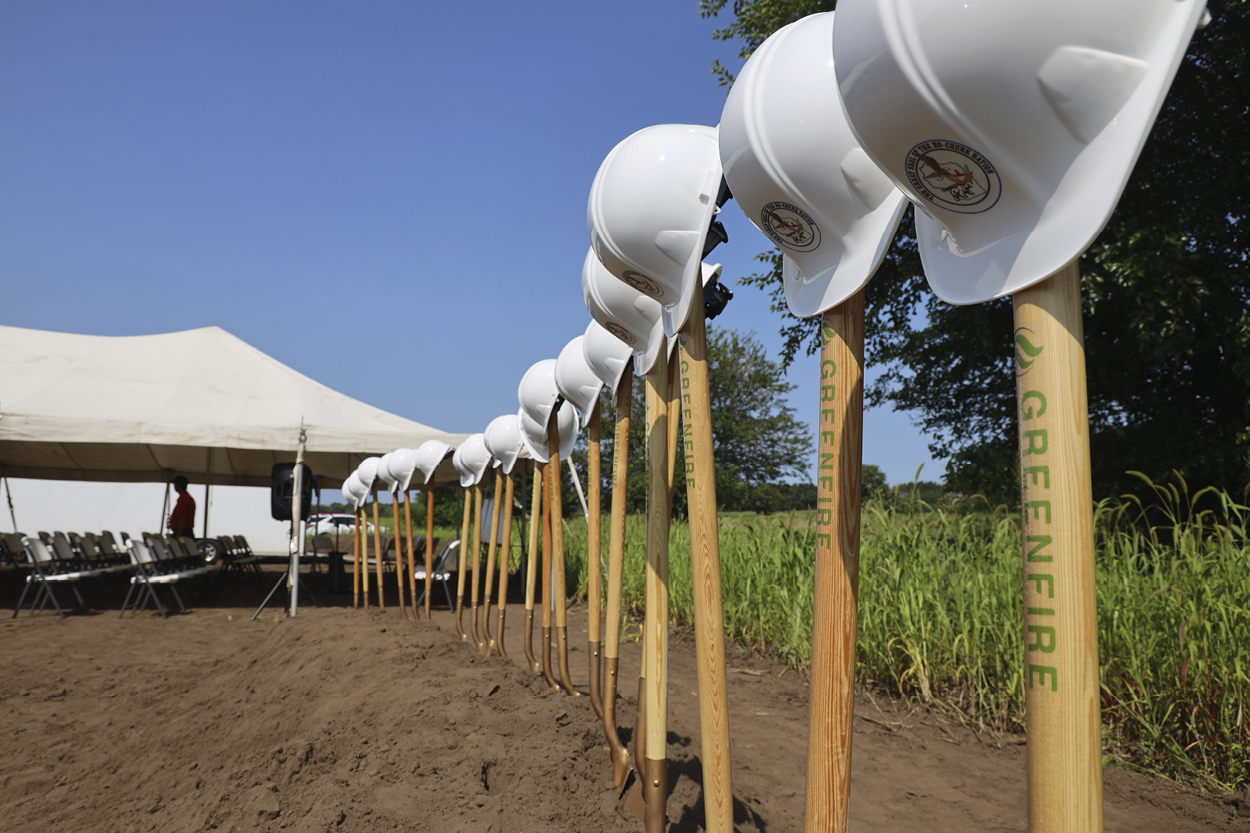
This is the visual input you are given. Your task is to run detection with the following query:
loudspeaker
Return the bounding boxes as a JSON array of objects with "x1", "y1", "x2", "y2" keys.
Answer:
[{"x1": 271, "y1": 462, "x2": 315, "y2": 521}]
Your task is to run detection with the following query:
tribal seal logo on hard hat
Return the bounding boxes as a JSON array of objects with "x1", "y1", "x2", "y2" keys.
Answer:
[
  {"x1": 905, "y1": 141, "x2": 1002, "y2": 214},
  {"x1": 760, "y1": 202, "x2": 821, "y2": 252},
  {"x1": 621, "y1": 270, "x2": 663, "y2": 297},
  {"x1": 604, "y1": 321, "x2": 637, "y2": 346}
]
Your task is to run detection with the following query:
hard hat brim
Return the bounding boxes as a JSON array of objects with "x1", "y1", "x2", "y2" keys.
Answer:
[{"x1": 783, "y1": 192, "x2": 908, "y2": 317}]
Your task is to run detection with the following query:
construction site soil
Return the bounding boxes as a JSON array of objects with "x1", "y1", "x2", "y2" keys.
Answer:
[{"x1": 2, "y1": 567, "x2": 1246, "y2": 832}]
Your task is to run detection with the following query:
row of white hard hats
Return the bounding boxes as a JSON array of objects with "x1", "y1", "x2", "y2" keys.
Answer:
[
  {"x1": 445, "y1": 316, "x2": 636, "y2": 488},
  {"x1": 582, "y1": 3, "x2": 1205, "y2": 338},
  {"x1": 340, "y1": 440, "x2": 453, "y2": 509},
  {"x1": 348, "y1": 3, "x2": 1206, "y2": 498}
]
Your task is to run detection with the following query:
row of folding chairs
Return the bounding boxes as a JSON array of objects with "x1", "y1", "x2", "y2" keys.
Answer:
[
  {"x1": 118, "y1": 534, "x2": 223, "y2": 618},
  {"x1": 7, "y1": 529, "x2": 263, "y2": 618},
  {"x1": 9, "y1": 530, "x2": 141, "y2": 617}
]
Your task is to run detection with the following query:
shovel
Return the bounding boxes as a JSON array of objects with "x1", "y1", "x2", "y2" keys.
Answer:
[
  {"x1": 601, "y1": 363, "x2": 634, "y2": 787},
  {"x1": 390, "y1": 489, "x2": 409, "y2": 619},
  {"x1": 469, "y1": 482, "x2": 484, "y2": 651},
  {"x1": 423, "y1": 485, "x2": 435, "y2": 619},
  {"x1": 353, "y1": 505, "x2": 362, "y2": 610},
  {"x1": 495, "y1": 470, "x2": 515, "y2": 657},
  {"x1": 454, "y1": 487, "x2": 471, "y2": 641},
  {"x1": 540, "y1": 459, "x2": 561, "y2": 690},
  {"x1": 523, "y1": 461, "x2": 542, "y2": 673},
  {"x1": 675, "y1": 278, "x2": 734, "y2": 833},
  {"x1": 586, "y1": 401, "x2": 605, "y2": 721},
  {"x1": 481, "y1": 469, "x2": 504, "y2": 655},
  {"x1": 804, "y1": 294, "x2": 866, "y2": 833},
  {"x1": 371, "y1": 486, "x2": 385, "y2": 611},
  {"x1": 547, "y1": 414, "x2": 580, "y2": 697}
]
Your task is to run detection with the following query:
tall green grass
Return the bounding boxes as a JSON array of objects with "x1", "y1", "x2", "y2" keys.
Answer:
[{"x1": 560, "y1": 480, "x2": 1249, "y2": 789}]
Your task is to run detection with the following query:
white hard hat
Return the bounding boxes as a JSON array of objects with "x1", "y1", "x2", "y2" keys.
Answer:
[
  {"x1": 582, "y1": 248, "x2": 665, "y2": 376},
  {"x1": 356, "y1": 456, "x2": 382, "y2": 490},
  {"x1": 376, "y1": 452, "x2": 399, "y2": 492},
  {"x1": 453, "y1": 434, "x2": 492, "y2": 487},
  {"x1": 556, "y1": 335, "x2": 605, "y2": 419},
  {"x1": 518, "y1": 359, "x2": 562, "y2": 432},
  {"x1": 342, "y1": 472, "x2": 368, "y2": 511},
  {"x1": 518, "y1": 402, "x2": 578, "y2": 463},
  {"x1": 583, "y1": 319, "x2": 633, "y2": 393},
  {"x1": 386, "y1": 447, "x2": 419, "y2": 492},
  {"x1": 415, "y1": 439, "x2": 452, "y2": 485},
  {"x1": 719, "y1": 11, "x2": 907, "y2": 318},
  {"x1": 484, "y1": 414, "x2": 527, "y2": 474},
  {"x1": 588, "y1": 123, "x2": 727, "y2": 336},
  {"x1": 833, "y1": 0, "x2": 1209, "y2": 304}
]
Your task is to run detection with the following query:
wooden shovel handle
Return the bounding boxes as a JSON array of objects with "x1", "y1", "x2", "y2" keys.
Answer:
[
  {"x1": 642, "y1": 354, "x2": 672, "y2": 832},
  {"x1": 602, "y1": 364, "x2": 633, "y2": 786},
  {"x1": 455, "y1": 488, "x2": 471, "y2": 642},
  {"x1": 804, "y1": 294, "x2": 864, "y2": 833},
  {"x1": 1013, "y1": 263, "x2": 1103, "y2": 833},
  {"x1": 677, "y1": 282, "x2": 733, "y2": 833}
]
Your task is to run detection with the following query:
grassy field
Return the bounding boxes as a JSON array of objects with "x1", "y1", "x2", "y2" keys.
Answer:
[
  {"x1": 343, "y1": 480, "x2": 1248, "y2": 789},
  {"x1": 556, "y1": 481, "x2": 1249, "y2": 791}
]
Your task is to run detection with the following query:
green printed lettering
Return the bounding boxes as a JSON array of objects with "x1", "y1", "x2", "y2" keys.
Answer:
[
  {"x1": 820, "y1": 452, "x2": 835, "y2": 470},
  {"x1": 1026, "y1": 625, "x2": 1056, "y2": 653},
  {"x1": 821, "y1": 359, "x2": 837, "y2": 378},
  {"x1": 1026, "y1": 535, "x2": 1053, "y2": 562},
  {"x1": 817, "y1": 508, "x2": 832, "y2": 525},
  {"x1": 1027, "y1": 607, "x2": 1055, "y2": 616},
  {"x1": 821, "y1": 383, "x2": 837, "y2": 402},
  {"x1": 818, "y1": 476, "x2": 834, "y2": 491},
  {"x1": 821, "y1": 408, "x2": 837, "y2": 424},
  {"x1": 1022, "y1": 429, "x2": 1048, "y2": 456},
  {"x1": 1020, "y1": 390, "x2": 1047, "y2": 420},
  {"x1": 816, "y1": 532, "x2": 832, "y2": 547},
  {"x1": 820, "y1": 430, "x2": 836, "y2": 446},
  {"x1": 1023, "y1": 465, "x2": 1050, "y2": 488},
  {"x1": 1025, "y1": 500, "x2": 1051, "y2": 523},
  {"x1": 1028, "y1": 664, "x2": 1058, "y2": 690},
  {"x1": 1027, "y1": 573, "x2": 1054, "y2": 598}
]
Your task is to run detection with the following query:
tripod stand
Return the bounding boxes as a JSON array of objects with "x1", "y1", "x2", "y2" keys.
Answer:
[
  {"x1": 252, "y1": 515, "x2": 321, "y2": 621},
  {"x1": 251, "y1": 559, "x2": 321, "y2": 620}
]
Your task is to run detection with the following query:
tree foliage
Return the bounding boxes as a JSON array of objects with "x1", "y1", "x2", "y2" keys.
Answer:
[
  {"x1": 575, "y1": 325, "x2": 814, "y2": 515},
  {"x1": 705, "y1": 0, "x2": 1250, "y2": 501}
]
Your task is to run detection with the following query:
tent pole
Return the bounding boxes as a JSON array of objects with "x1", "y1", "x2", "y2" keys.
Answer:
[
  {"x1": 160, "y1": 476, "x2": 171, "y2": 533},
  {"x1": 3, "y1": 476, "x2": 17, "y2": 532},
  {"x1": 290, "y1": 425, "x2": 307, "y2": 617},
  {"x1": 203, "y1": 448, "x2": 212, "y2": 539}
]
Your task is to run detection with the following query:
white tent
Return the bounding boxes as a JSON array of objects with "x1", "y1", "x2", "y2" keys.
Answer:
[{"x1": 0, "y1": 324, "x2": 467, "y2": 488}]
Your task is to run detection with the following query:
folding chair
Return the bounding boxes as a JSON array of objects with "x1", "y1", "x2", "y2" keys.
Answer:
[
  {"x1": 119, "y1": 537, "x2": 192, "y2": 618},
  {"x1": 415, "y1": 538, "x2": 457, "y2": 611},
  {"x1": 12, "y1": 536, "x2": 91, "y2": 617}
]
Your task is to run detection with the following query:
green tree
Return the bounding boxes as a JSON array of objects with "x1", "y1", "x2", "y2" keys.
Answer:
[
  {"x1": 702, "y1": 0, "x2": 1250, "y2": 501},
  {"x1": 576, "y1": 325, "x2": 815, "y2": 515}
]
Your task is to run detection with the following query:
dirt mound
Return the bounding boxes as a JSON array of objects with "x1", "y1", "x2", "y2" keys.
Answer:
[{"x1": 1, "y1": 572, "x2": 1241, "y2": 832}]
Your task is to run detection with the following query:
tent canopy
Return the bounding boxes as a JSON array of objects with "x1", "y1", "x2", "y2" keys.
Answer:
[{"x1": 0, "y1": 325, "x2": 467, "y2": 488}]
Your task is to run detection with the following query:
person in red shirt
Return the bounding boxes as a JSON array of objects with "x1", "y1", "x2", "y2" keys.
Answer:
[{"x1": 168, "y1": 475, "x2": 196, "y2": 538}]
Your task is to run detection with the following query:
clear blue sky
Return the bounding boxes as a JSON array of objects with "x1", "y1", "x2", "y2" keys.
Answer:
[{"x1": 1, "y1": 0, "x2": 944, "y2": 486}]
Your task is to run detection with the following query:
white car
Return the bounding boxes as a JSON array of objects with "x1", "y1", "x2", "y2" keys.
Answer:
[{"x1": 310, "y1": 514, "x2": 373, "y2": 535}]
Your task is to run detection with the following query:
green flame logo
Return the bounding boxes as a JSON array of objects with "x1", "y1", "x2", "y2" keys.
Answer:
[{"x1": 1015, "y1": 334, "x2": 1044, "y2": 370}]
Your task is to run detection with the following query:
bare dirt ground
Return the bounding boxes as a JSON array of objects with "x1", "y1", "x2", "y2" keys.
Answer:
[{"x1": 2, "y1": 565, "x2": 1246, "y2": 832}]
